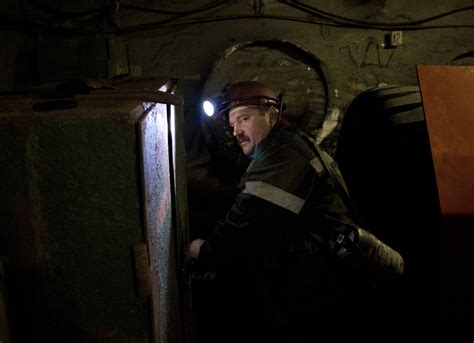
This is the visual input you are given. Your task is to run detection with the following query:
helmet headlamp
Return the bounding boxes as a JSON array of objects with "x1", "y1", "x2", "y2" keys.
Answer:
[
  {"x1": 202, "y1": 94, "x2": 284, "y2": 120},
  {"x1": 201, "y1": 81, "x2": 285, "y2": 121}
]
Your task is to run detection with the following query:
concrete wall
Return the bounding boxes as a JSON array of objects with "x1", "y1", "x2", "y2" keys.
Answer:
[{"x1": 122, "y1": 0, "x2": 474, "y2": 182}]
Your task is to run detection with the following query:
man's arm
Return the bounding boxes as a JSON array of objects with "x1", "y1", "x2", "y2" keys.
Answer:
[{"x1": 196, "y1": 191, "x2": 299, "y2": 266}]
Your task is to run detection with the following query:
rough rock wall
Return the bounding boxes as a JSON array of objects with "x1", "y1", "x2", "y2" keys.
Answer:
[{"x1": 123, "y1": 0, "x2": 474, "y2": 181}]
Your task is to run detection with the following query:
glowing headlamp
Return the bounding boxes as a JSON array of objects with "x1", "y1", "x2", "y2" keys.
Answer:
[
  {"x1": 202, "y1": 100, "x2": 215, "y2": 117},
  {"x1": 201, "y1": 94, "x2": 284, "y2": 120},
  {"x1": 201, "y1": 95, "x2": 225, "y2": 118}
]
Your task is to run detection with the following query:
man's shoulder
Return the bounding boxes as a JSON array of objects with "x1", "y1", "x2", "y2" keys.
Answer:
[
  {"x1": 252, "y1": 138, "x2": 305, "y2": 169},
  {"x1": 261, "y1": 129, "x2": 315, "y2": 161},
  {"x1": 243, "y1": 129, "x2": 316, "y2": 195}
]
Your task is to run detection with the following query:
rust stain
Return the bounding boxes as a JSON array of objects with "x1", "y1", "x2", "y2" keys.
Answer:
[
  {"x1": 155, "y1": 190, "x2": 169, "y2": 234},
  {"x1": 24, "y1": 126, "x2": 51, "y2": 276}
]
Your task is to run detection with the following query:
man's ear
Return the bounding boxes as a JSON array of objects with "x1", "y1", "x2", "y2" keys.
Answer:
[{"x1": 268, "y1": 106, "x2": 278, "y2": 123}]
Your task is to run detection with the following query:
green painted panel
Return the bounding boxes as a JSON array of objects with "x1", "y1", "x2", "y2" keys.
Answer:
[{"x1": 0, "y1": 100, "x2": 152, "y2": 342}]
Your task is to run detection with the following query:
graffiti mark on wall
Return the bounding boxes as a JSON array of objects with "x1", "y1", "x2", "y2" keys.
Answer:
[
  {"x1": 320, "y1": 25, "x2": 331, "y2": 40},
  {"x1": 340, "y1": 37, "x2": 396, "y2": 69}
]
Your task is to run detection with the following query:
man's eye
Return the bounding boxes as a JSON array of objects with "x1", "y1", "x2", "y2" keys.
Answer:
[{"x1": 239, "y1": 116, "x2": 248, "y2": 124}]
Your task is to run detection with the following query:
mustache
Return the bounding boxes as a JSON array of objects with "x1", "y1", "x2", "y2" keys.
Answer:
[{"x1": 236, "y1": 135, "x2": 249, "y2": 144}]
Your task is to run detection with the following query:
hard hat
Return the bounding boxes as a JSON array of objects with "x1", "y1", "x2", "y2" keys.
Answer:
[
  {"x1": 202, "y1": 81, "x2": 284, "y2": 119},
  {"x1": 224, "y1": 81, "x2": 279, "y2": 109}
]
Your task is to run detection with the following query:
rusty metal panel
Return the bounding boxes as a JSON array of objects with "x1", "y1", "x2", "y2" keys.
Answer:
[
  {"x1": 417, "y1": 65, "x2": 474, "y2": 321},
  {"x1": 0, "y1": 85, "x2": 188, "y2": 341},
  {"x1": 417, "y1": 65, "x2": 474, "y2": 216},
  {"x1": 139, "y1": 103, "x2": 180, "y2": 343},
  {"x1": 0, "y1": 104, "x2": 150, "y2": 341}
]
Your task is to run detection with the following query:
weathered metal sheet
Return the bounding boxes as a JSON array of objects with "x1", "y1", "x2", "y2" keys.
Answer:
[
  {"x1": 417, "y1": 65, "x2": 474, "y2": 216},
  {"x1": 0, "y1": 86, "x2": 188, "y2": 341},
  {"x1": 417, "y1": 65, "x2": 474, "y2": 321},
  {"x1": 0, "y1": 107, "x2": 150, "y2": 341},
  {"x1": 138, "y1": 103, "x2": 180, "y2": 343}
]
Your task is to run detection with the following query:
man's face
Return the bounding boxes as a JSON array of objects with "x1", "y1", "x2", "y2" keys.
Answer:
[{"x1": 229, "y1": 107, "x2": 274, "y2": 156}]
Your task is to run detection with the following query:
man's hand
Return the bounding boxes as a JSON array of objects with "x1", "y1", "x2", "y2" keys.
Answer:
[
  {"x1": 186, "y1": 239, "x2": 205, "y2": 260},
  {"x1": 186, "y1": 239, "x2": 216, "y2": 280}
]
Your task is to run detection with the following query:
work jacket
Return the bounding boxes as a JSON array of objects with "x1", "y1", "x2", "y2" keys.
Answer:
[
  {"x1": 198, "y1": 127, "x2": 351, "y2": 268},
  {"x1": 196, "y1": 127, "x2": 402, "y2": 340}
]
